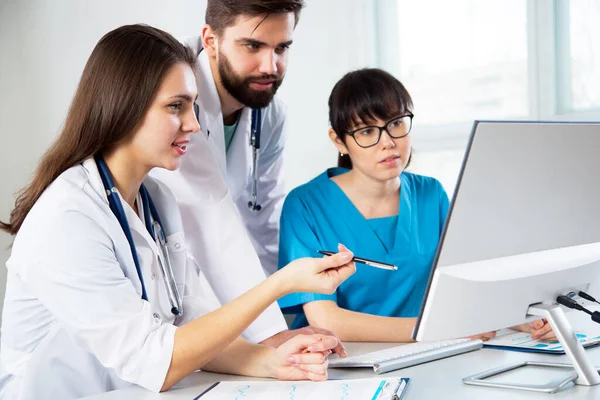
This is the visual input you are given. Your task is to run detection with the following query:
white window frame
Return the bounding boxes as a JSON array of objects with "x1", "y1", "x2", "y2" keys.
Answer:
[{"x1": 373, "y1": 0, "x2": 600, "y2": 153}]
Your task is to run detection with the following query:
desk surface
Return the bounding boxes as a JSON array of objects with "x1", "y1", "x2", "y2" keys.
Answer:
[{"x1": 83, "y1": 314, "x2": 600, "y2": 400}]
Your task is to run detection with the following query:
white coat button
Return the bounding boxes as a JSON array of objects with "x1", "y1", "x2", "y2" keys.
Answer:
[
  {"x1": 174, "y1": 243, "x2": 181, "y2": 249},
  {"x1": 152, "y1": 313, "x2": 161, "y2": 322},
  {"x1": 151, "y1": 273, "x2": 156, "y2": 280}
]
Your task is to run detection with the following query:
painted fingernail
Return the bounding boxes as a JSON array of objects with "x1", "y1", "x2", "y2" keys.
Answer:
[{"x1": 535, "y1": 321, "x2": 544, "y2": 329}]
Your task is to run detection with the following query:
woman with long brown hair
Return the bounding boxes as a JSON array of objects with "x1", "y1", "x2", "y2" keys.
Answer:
[{"x1": 0, "y1": 24, "x2": 355, "y2": 400}]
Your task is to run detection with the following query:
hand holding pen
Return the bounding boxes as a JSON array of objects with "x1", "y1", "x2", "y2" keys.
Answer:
[
  {"x1": 318, "y1": 246, "x2": 398, "y2": 271},
  {"x1": 279, "y1": 244, "x2": 357, "y2": 295}
]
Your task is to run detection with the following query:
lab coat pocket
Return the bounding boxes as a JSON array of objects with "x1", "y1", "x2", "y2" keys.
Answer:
[
  {"x1": 166, "y1": 232, "x2": 186, "y2": 253},
  {"x1": 176, "y1": 258, "x2": 222, "y2": 325},
  {"x1": 166, "y1": 232, "x2": 187, "y2": 297}
]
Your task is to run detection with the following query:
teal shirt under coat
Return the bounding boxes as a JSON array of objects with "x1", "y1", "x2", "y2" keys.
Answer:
[{"x1": 277, "y1": 168, "x2": 449, "y2": 329}]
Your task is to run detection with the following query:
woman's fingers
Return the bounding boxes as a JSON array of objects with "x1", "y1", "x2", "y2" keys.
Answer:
[
  {"x1": 282, "y1": 334, "x2": 338, "y2": 356},
  {"x1": 293, "y1": 360, "x2": 329, "y2": 376},
  {"x1": 468, "y1": 331, "x2": 496, "y2": 341},
  {"x1": 316, "y1": 250, "x2": 354, "y2": 273},
  {"x1": 536, "y1": 330, "x2": 558, "y2": 341},
  {"x1": 309, "y1": 255, "x2": 356, "y2": 294},
  {"x1": 338, "y1": 243, "x2": 350, "y2": 253},
  {"x1": 301, "y1": 369, "x2": 328, "y2": 382},
  {"x1": 531, "y1": 321, "x2": 554, "y2": 340},
  {"x1": 299, "y1": 326, "x2": 347, "y2": 357},
  {"x1": 333, "y1": 262, "x2": 357, "y2": 283},
  {"x1": 528, "y1": 320, "x2": 545, "y2": 331},
  {"x1": 287, "y1": 351, "x2": 329, "y2": 365}
]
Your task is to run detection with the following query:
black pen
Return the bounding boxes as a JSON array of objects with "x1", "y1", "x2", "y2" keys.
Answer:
[{"x1": 317, "y1": 250, "x2": 398, "y2": 271}]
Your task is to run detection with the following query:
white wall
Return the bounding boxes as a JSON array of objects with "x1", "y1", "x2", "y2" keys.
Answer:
[
  {"x1": 280, "y1": 0, "x2": 378, "y2": 190},
  {"x1": 0, "y1": 0, "x2": 376, "y2": 314}
]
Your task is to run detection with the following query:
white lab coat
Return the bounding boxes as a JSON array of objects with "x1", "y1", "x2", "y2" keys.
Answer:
[
  {"x1": 149, "y1": 37, "x2": 289, "y2": 342},
  {"x1": 183, "y1": 36, "x2": 288, "y2": 277},
  {"x1": 0, "y1": 159, "x2": 218, "y2": 400}
]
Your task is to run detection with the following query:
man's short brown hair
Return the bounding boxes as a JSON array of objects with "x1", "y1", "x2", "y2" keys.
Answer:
[{"x1": 206, "y1": 0, "x2": 306, "y2": 35}]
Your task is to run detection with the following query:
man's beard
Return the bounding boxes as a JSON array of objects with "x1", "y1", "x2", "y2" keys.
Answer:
[{"x1": 218, "y1": 52, "x2": 283, "y2": 109}]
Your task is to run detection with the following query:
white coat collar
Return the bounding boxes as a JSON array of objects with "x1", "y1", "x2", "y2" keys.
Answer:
[
  {"x1": 80, "y1": 157, "x2": 156, "y2": 249},
  {"x1": 196, "y1": 50, "x2": 222, "y2": 118},
  {"x1": 195, "y1": 50, "x2": 253, "y2": 198},
  {"x1": 82, "y1": 157, "x2": 109, "y2": 205},
  {"x1": 195, "y1": 50, "x2": 228, "y2": 177}
]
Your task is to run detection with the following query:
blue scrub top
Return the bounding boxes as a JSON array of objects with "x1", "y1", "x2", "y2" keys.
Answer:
[{"x1": 277, "y1": 168, "x2": 449, "y2": 329}]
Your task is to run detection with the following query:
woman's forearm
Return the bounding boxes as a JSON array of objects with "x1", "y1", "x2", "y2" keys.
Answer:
[
  {"x1": 161, "y1": 271, "x2": 288, "y2": 391},
  {"x1": 202, "y1": 337, "x2": 275, "y2": 378},
  {"x1": 304, "y1": 301, "x2": 416, "y2": 342}
]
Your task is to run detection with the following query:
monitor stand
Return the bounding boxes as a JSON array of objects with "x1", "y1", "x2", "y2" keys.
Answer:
[{"x1": 462, "y1": 303, "x2": 600, "y2": 393}]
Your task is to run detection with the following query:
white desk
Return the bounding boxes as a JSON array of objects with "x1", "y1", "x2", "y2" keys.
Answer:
[{"x1": 82, "y1": 313, "x2": 600, "y2": 399}]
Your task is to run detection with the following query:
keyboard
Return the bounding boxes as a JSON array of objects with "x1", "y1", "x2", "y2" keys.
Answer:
[{"x1": 329, "y1": 338, "x2": 483, "y2": 374}]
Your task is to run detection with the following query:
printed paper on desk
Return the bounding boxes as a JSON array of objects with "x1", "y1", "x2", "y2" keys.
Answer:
[
  {"x1": 195, "y1": 377, "x2": 410, "y2": 400},
  {"x1": 484, "y1": 328, "x2": 600, "y2": 354}
]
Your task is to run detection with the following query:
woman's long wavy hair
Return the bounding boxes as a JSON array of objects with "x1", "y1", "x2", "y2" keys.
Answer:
[{"x1": 0, "y1": 24, "x2": 196, "y2": 235}]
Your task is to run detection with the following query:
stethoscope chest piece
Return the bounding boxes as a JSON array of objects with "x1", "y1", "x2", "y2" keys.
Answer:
[{"x1": 248, "y1": 108, "x2": 262, "y2": 212}]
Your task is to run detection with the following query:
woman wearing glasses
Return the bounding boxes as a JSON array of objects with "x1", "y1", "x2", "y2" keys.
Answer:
[
  {"x1": 276, "y1": 68, "x2": 439, "y2": 341},
  {"x1": 277, "y1": 68, "x2": 553, "y2": 342}
]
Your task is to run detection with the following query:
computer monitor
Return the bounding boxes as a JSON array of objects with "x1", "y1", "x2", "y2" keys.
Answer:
[{"x1": 414, "y1": 121, "x2": 600, "y2": 343}]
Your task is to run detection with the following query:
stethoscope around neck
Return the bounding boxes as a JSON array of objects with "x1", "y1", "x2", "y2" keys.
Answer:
[
  {"x1": 248, "y1": 108, "x2": 262, "y2": 211},
  {"x1": 193, "y1": 103, "x2": 263, "y2": 211},
  {"x1": 194, "y1": 46, "x2": 263, "y2": 212},
  {"x1": 94, "y1": 154, "x2": 183, "y2": 317}
]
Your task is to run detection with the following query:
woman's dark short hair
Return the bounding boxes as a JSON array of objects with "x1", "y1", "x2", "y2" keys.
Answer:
[{"x1": 328, "y1": 68, "x2": 413, "y2": 169}]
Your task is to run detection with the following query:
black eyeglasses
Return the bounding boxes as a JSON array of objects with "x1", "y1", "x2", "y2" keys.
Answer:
[{"x1": 345, "y1": 113, "x2": 414, "y2": 148}]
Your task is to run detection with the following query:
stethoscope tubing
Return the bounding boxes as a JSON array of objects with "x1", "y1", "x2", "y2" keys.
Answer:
[
  {"x1": 195, "y1": 45, "x2": 263, "y2": 212},
  {"x1": 94, "y1": 154, "x2": 182, "y2": 316},
  {"x1": 248, "y1": 108, "x2": 262, "y2": 211},
  {"x1": 95, "y1": 154, "x2": 149, "y2": 302}
]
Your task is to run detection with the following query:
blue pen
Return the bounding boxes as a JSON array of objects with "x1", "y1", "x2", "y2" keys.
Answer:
[{"x1": 392, "y1": 379, "x2": 407, "y2": 400}]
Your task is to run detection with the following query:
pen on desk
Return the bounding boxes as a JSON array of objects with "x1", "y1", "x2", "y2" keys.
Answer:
[
  {"x1": 392, "y1": 379, "x2": 407, "y2": 400},
  {"x1": 317, "y1": 250, "x2": 398, "y2": 271}
]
